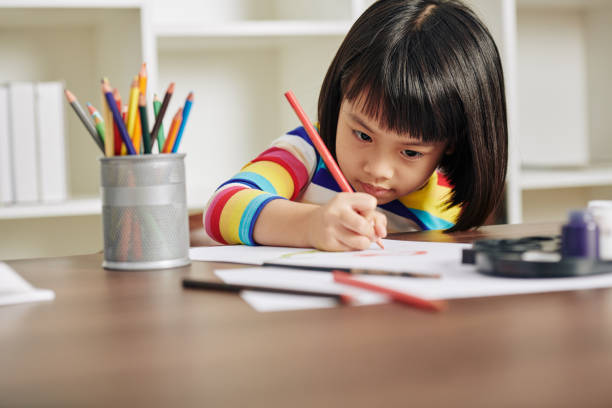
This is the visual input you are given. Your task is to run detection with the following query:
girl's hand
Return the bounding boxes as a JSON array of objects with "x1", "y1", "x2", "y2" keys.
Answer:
[{"x1": 307, "y1": 192, "x2": 387, "y2": 251}]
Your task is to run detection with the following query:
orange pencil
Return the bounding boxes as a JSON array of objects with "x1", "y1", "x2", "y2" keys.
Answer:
[
  {"x1": 136, "y1": 63, "x2": 147, "y2": 154},
  {"x1": 284, "y1": 91, "x2": 384, "y2": 249},
  {"x1": 332, "y1": 270, "x2": 445, "y2": 312},
  {"x1": 138, "y1": 62, "x2": 147, "y2": 95},
  {"x1": 162, "y1": 108, "x2": 183, "y2": 153}
]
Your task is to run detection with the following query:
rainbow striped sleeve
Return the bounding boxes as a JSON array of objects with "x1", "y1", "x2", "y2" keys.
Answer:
[{"x1": 204, "y1": 130, "x2": 317, "y2": 245}]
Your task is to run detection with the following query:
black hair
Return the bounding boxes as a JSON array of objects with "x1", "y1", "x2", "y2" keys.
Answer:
[{"x1": 318, "y1": 0, "x2": 508, "y2": 231}]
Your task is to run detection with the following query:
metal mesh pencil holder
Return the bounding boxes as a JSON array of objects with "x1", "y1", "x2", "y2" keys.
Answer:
[{"x1": 100, "y1": 154, "x2": 190, "y2": 270}]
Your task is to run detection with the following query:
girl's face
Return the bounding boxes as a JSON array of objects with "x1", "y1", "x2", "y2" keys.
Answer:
[{"x1": 336, "y1": 97, "x2": 451, "y2": 205}]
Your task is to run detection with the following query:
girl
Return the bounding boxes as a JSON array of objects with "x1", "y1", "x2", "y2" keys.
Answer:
[{"x1": 199, "y1": 0, "x2": 507, "y2": 251}]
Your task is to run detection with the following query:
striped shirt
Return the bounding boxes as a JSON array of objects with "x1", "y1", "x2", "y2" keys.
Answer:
[{"x1": 204, "y1": 126, "x2": 461, "y2": 245}]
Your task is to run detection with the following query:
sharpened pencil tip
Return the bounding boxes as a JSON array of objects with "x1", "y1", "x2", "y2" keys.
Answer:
[
  {"x1": 64, "y1": 89, "x2": 76, "y2": 102},
  {"x1": 187, "y1": 92, "x2": 194, "y2": 101},
  {"x1": 168, "y1": 82, "x2": 176, "y2": 93}
]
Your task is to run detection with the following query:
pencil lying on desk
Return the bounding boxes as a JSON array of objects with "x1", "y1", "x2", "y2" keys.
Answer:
[
  {"x1": 262, "y1": 262, "x2": 440, "y2": 278},
  {"x1": 332, "y1": 270, "x2": 445, "y2": 312},
  {"x1": 182, "y1": 278, "x2": 353, "y2": 305},
  {"x1": 284, "y1": 90, "x2": 384, "y2": 249}
]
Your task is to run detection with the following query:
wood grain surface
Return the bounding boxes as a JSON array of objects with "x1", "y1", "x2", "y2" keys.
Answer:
[{"x1": 4, "y1": 223, "x2": 612, "y2": 407}]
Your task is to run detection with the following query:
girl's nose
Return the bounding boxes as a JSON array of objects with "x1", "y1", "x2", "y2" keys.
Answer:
[{"x1": 363, "y1": 157, "x2": 394, "y2": 180}]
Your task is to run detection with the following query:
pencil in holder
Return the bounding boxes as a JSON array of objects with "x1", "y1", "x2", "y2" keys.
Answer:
[{"x1": 100, "y1": 154, "x2": 190, "y2": 270}]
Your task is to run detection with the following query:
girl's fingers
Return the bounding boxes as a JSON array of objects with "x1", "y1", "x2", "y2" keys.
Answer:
[
  {"x1": 338, "y1": 208, "x2": 375, "y2": 237},
  {"x1": 335, "y1": 226, "x2": 374, "y2": 251},
  {"x1": 343, "y1": 192, "x2": 377, "y2": 212},
  {"x1": 373, "y1": 212, "x2": 388, "y2": 238}
]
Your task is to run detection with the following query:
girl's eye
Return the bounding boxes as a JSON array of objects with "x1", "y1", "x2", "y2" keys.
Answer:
[
  {"x1": 401, "y1": 149, "x2": 423, "y2": 159},
  {"x1": 354, "y1": 130, "x2": 372, "y2": 142}
]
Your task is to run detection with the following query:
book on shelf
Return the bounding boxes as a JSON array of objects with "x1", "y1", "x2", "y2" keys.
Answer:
[
  {"x1": 2, "y1": 81, "x2": 68, "y2": 206},
  {"x1": 8, "y1": 82, "x2": 39, "y2": 203},
  {"x1": 36, "y1": 82, "x2": 67, "y2": 203}
]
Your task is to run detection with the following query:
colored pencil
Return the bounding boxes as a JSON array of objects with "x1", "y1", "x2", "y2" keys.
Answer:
[
  {"x1": 171, "y1": 91, "x2": 193, "y2": 153},
  {"x1": 261, "y1": 262, "x2": 440, "y2": 278},
  {"x1": 100, "y1": 80, "x2": 114, "y2": 157},
  {"x1": 284, "y1": 91, "x2": 384, "y2": 249},
  {"x1": 137, "y1": 63, "x2": 148, "y2": 154},
  {"x1": 64, "y1": 89, "x2": 104, "y2": 153},
  {"x1": 182, "y1": 278, "x2": 353, "y2": 304},
  {"x1": 138, "y1": 62, "x2": 147, "y2": 95},
  {"x1": 332, "y1": 270, "x2": 445, "y2": 312},
  {"x1": 138, "y1": 93, "x2": 152, "y2": 154},
  {"x1": 101, "y1": 80, "x2": 136, "y2": 155},
  {"x1": 162, "y1": 108, "x2": 183, "y2": 153},
  {"x1": 112, "y1": 88, "x2": 123, "y2": 155},
  {"x1": 85, "y1": 103, "x2": 105, "y2": 144},
  {"x1": 152, "y1": 94, "x2": 165, "y2": 153},
  {"x1": 149, "y1": 82, "x2": 175, "y2": 151},
  {"x1": 127, "y1": 77, "x2": 140, "y2": 143},
  {"x1": 122, "y1": 105, "x2": 128, "y2": 126}
]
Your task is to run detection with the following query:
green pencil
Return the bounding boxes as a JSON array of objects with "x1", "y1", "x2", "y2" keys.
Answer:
[
  {"x1": 138, "y1": 93, "x2": 152, "y2": 154},
  {"x1": 153, "y1": 94, "x2": 165, "y2": 153},
  {"x1": 86, "y1": 102, "x2": 106, "y2": 145}
]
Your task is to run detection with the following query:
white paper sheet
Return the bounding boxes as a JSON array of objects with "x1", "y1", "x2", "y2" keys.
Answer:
[
  {"x1": 0, "y1": 262, "x2": 55, "y2": 307},
  {"x1": 215, "y1": 257, "x2": 612, "y2": 313},
  {"x1": 215, "y1": 267, "x2": 387, "y2": 312},
  {"x1": 191, "y1": 239, "x2": 469, "y2": 276}
]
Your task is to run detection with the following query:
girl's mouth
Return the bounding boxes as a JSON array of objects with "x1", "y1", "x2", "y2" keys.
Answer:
[{"x1": 359, "y1": 182, "x2": 393, "y2": 198}]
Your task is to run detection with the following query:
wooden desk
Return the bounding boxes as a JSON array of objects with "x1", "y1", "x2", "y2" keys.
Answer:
[{"x1": 3, "y1": 222, "x2": 612, "y2": 407}]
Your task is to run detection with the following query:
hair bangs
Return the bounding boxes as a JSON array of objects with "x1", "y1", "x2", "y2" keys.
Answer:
[{"x1": 340, "y1": 32, "x2": 466, "y2": 146}]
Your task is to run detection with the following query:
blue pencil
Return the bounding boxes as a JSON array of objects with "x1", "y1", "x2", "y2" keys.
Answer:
[
  {"x1": 101, "y1": 80, "x2": 137, "y2": 155},
  {"x1": 171, "y1": 92, "x2": 193, "y2": 153}
]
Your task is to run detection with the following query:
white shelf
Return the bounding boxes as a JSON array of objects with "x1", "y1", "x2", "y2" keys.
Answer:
[
  {"x1": 520, "y1": 166, "x2": 612, "y2": 190},
  {"x1": 156, "y1": 20, "x2": 351, "y2": 50},
  {"x1": 0, "y1": 197, "x2": 207, "y2": 219},
  {"x1": 0, "y1": 198, "x2": 101, "y2": 219},
  {"x1": 156, "y1": 20, "x2": 352, "y2": 38}
]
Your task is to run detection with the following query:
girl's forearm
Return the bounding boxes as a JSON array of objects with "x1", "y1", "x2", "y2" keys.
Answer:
[{"x1": 252, "y1": 199, "x2": 318, "y2": 247}]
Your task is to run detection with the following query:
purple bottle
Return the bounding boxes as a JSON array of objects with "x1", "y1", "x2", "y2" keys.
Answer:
[{"x1": 561, "y1": 210, "x2": 599, "y2": 258}]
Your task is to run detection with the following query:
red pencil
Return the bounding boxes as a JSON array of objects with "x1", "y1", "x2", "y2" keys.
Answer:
[
  {"x1": 113, "y1": 88, "x2": 123, "y2": 155},
  {"x1": 284, "y1": 91, "x2": 384, "y2": 249},
  {"x1": 332, "y1": 270, "x2": 445, "y2": 312}
]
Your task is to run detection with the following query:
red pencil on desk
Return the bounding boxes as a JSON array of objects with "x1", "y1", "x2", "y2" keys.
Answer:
[
  {"x1": 284, "y1": 90, "x2": 384, "y2": 249},
  {"x1": 332, "y1": 270, "x2": 445, "y2": 312}
]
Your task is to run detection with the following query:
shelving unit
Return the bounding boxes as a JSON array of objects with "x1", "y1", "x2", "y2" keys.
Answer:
[
  {"x1": 510, "y1": 0, "x2": 612, "y2": 222},
  {"x1": 1, "y1": 0, "x2": 611, "y2": 258}
]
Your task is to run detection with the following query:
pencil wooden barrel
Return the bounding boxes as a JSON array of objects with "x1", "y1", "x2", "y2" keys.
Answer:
[{"x1": 100, "y1": 154, "x2": 190, "y2": 270}]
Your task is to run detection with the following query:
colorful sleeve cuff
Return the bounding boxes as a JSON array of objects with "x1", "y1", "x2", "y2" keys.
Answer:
[{"x1": 205, "y1": 185, "x2": 284, "y2": 245}]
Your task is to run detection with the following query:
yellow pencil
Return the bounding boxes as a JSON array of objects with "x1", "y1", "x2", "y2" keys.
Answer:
[
  {"x1": 101, "y1": 78, "x2": 114, "y2": 157},
  {"x1": 126, "y1": 77, "x2": 139, "y2": 140}
]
